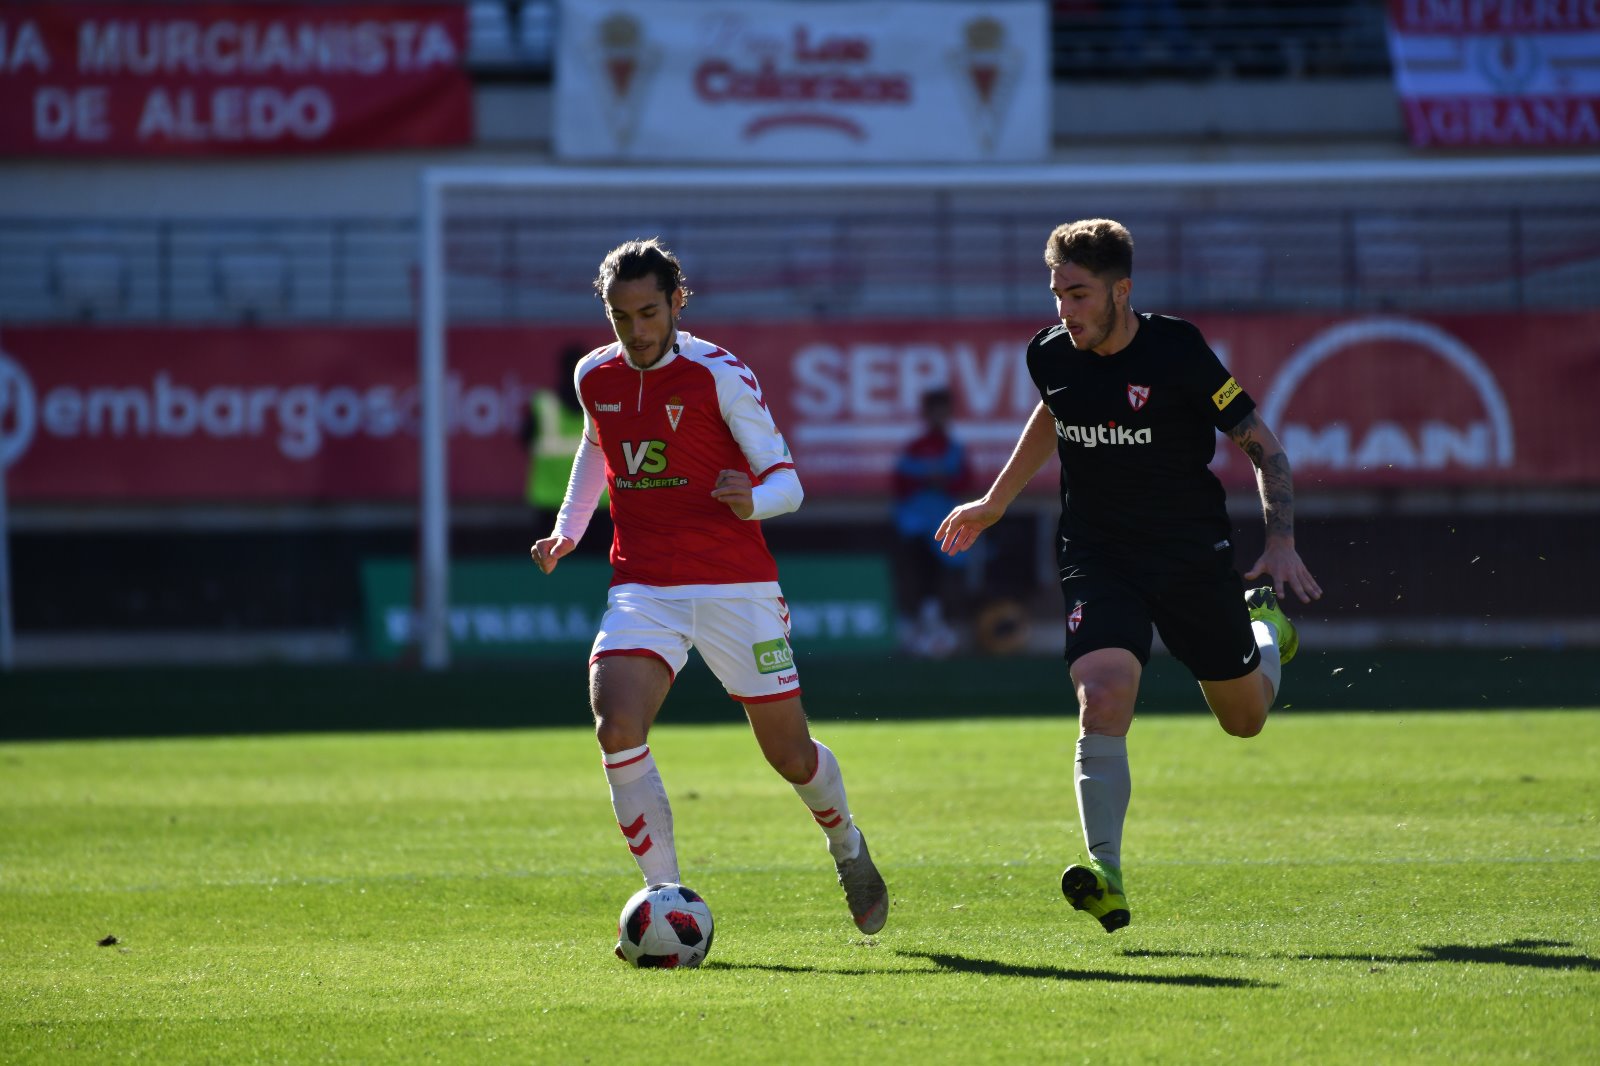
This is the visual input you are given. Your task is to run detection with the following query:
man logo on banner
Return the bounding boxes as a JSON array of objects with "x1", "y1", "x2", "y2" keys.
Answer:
[
  {"x1": 591, "y1": 12, "x2": 659, "y2": 150},
  {"x1": 1260, "y1": 317, "x2": 1515, "y2": 479},
  {"x1": 950, "y1": 17, "x2": 1025, "y2": 152}
]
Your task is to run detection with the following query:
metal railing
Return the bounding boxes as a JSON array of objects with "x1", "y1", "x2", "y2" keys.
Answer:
[{"x1": 3, "y1": 206, "x2": 1597, "y2": 325}]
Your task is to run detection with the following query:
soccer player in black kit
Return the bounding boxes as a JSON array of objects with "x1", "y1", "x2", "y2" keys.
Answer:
[{"x1": 937, "y1": 218, "x2": 1322, "y2": 933}]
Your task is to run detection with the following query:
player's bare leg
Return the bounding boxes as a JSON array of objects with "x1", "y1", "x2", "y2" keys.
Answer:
[
  {"x1": 747, "y1": 696, "x2": 887, "y2": 934},
  {"x1": 1197, "y1": 672, "x2": 1272, "y2": 738},
  {"x1": 1200, "y1": 587, "x2": 1299, "y2": 737},
  {"x1": 591, "y1": 654, "x2": 678, "y2": 885},
  {"x1": 1062, "y1": 648, "x2": 1137, "y2": 932}
]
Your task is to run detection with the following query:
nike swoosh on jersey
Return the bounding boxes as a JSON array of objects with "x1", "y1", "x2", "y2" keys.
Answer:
[{"x1": 1046, "y1": 385, "x2": 1069, "y2": 396}]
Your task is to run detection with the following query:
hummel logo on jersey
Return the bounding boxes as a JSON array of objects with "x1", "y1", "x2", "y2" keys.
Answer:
[
  {"x1": 1127, "y1": 383, "x2": 1150, "y2": 410},
  {"x1": 595, "y1": 401, "x2": 622, "y2": 412},
  {"x1": 1055, "y1": 421, "x2": 1153, "y2": 448}
]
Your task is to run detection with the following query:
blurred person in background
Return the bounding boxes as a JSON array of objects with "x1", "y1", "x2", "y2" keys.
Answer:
[
  {"x1": 521, "y1": 343, "x2": 609, "y2": 539},
  {"x1": 530, "y1": 238, "x2": 889, "y2": 939},
  {"x1": 892, "y1": 387, "x2": 973, "y2": 658},
  {"x1": 937, "y1": 218, "x2": 1320, "y2": 936}
]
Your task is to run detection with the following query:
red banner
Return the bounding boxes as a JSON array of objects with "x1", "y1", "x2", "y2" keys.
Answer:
[
  {"x1": 0, "y1": 3, "x2": 471, "y2": 156},
  {"x1": 0, "y1": 315, "x2": 1594, "y2": 502},
  {"x1": 1385, "y1": 0, "x2": 1600, "y2": 147}
]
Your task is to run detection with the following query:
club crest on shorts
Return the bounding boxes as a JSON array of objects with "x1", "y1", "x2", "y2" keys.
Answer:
[
  {"x1": 1127, "y1": 383, "x2": 1150, "y2": 411},
  {"x1": 1068, "y1": 601, "x2": 1084, "y2": 633},
  {"x1": 666, "y1": 396, "x2": 684, "y2": 431}
]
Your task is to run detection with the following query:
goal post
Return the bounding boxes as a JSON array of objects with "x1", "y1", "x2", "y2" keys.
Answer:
[{"x1": 413, "y1": 156, "x2": 1600, "y2": 669}]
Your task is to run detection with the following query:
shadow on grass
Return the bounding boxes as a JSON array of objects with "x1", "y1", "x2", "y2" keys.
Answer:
[
  {"x1": 1124, "y1": 939, "x2": 1600, "y2": 972},
  {"x1": 900, "y1": 950, "x2": 1271, "y2": 987},
  {"x1": 702, "y1": 961, "x2": 924, "y2": 976}
]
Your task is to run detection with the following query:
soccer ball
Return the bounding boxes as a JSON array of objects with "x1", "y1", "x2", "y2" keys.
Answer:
[{"x1": 614, "y1": 882, "x2": 714, "y2": 969}]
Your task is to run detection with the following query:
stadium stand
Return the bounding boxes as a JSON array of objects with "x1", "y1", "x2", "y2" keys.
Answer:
[{"x1": 1, "y1": 0, "x2": 1596, "y2": 673}]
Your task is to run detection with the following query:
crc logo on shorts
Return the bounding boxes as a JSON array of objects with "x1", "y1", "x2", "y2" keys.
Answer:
[
  {"x1": 752, "y1": 637, "x2": 794, "y2": 675},
  {"x1": 1067, "y1": 602, "x2": 1083, "y2": 633}
]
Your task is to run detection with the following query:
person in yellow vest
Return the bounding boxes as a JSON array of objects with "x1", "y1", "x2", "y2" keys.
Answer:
[{"x1": 523, "y1": 345, "x2": 609, "y2": 535}]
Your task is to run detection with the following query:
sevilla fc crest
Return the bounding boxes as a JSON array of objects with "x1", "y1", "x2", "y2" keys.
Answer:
[
  {"x1": 1068, "y1": 602, "x2": 1083, "y2": 633},
  {"x1": 1127, "y1": 384, "x2": 1150, "y2": 411}
]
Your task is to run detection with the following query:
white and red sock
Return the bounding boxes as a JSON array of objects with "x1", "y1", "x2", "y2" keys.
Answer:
[
  {"x1": 602, "y1": 744, "x2": 678, "y2": 885},
  {"x1": 790, "y1": 740, "x2": 862, "y2": 863}
]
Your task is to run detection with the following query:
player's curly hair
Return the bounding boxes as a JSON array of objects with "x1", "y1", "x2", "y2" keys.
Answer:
[
  {"x1": 1044, "y1": 218, "x2": 1133, "y2": 280},
  {"x1": 594, "y1": 237, "x2": 693, "y2": 303}
]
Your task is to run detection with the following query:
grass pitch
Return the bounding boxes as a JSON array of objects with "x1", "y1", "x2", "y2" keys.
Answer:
[{"x1": 2, "y1": 709, "x2": 1597, "y2": 1064}]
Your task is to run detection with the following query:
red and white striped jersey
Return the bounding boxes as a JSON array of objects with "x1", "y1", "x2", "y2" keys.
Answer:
[{"x1": 574, "y1": 331, "x2": 797, "y2": 592}]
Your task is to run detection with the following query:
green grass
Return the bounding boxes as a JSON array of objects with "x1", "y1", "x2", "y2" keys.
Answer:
[{"x1": 2, "y1": 710, "x2": 1597, "y2": 1064}]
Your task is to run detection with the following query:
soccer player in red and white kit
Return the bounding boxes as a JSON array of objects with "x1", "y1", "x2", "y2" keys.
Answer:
[{"x1": 530, "y1": 238, "x2": 888, "y2": 937}]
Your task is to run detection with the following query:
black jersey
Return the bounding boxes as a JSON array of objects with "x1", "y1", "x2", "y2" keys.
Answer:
[{"x1": 1026, "y1": 312, "x2": 1256, "y2": 564}]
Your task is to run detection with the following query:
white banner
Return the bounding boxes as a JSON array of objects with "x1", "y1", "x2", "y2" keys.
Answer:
[
  {"x1": 554, "y1": 0, "x2": 1050, "y2": 162},
  {"x1": 1384, "y1": 0, "x2": 1600, "y2": 147}
]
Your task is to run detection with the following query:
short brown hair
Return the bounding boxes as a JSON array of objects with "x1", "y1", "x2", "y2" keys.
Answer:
[
  {"x1": 1044, "y1": 219, "x2": 1133, "y2": 280},
  {"x1": 594, "y1": 237, "x2": 692, "y2": 301}
]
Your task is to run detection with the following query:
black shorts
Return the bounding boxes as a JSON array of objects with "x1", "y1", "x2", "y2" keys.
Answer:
[{"x1": 1058, "y1": 541, "x2": 1259, "y2": 682}]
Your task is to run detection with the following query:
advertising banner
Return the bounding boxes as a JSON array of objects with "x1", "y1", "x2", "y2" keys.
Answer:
[
  {"x1": 1, "y1": 315, "x2": 1595, "y2": 502},
  {"x1": 553, "y1": 0, "x2": 1050, "y2": 162},
  {"x1": 361, "y1": 555, "x2": 894, "y2": 659},
  {"x1": 0, "y1": 3, "x2": 471, "y2": 155},
  {"x1": 1384, "y1": 0, "x2": 1600, "y2": 147}
]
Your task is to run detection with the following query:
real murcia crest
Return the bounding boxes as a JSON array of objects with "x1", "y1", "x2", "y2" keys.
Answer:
[
  {"x1": 665, "y1": 397, "x2": 684, "y2": 432},
  {"x1": 589, "y1": 12, "x2": 659, "y2": 151},
  {"x1": 948, "y1": 16, "x2": 1024, "y2": 153}
]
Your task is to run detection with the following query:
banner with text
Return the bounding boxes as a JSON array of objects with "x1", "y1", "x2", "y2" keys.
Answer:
[
  {"x1": 0, "y1": 3, "x2": 471, "y2": 155},
  {"x1": 361, "y1": 555, "x2": 894, "y2": 659},
  {"x1": 553, "y1": 0, "x2": 1050, "y2": 162},
  {"x1": 1384, "y1": 0, "x2": 1600, "y2": 147},
  {"x1": 0, "y1": 315, "x2": 1595, "y2": 501}
]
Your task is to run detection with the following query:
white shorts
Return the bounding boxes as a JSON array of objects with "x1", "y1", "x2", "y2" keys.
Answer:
[{"x1": 590, "y1": 587, "x2": 802, "y2": 704}]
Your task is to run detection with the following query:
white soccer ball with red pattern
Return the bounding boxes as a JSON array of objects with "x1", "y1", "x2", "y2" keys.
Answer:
[{"x1": 615, "y1": 882, "x2": 714, "y2": 968}]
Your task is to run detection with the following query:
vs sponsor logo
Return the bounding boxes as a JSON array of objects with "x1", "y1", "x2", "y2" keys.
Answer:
[
  {"x1": 615, "y1": 438, "x2": 687, "y2": 489},
  {"x1": 622, "y1": 439, "x2": 668, "y2": 475},
  {"x1": 752, "y1": 637, "x2": 794, "y2": 675}
]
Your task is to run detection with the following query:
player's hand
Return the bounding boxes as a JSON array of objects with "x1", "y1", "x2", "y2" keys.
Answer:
[
  {"x1": 530, "y1": 535, "x2": 576, "y2": 575},
  {"x1": 711, "y1": 469, "x2": 755, "y2": 519},
  {"x1": 1245, "y1": 537, "x2": 1323, "y2": 604},
  {"x1": 936, "y1": 498, "x2": 1005, "y2": 555}
]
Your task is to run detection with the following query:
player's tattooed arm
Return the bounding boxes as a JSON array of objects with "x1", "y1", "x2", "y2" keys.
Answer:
[{"x1": 1228, "y1": 411, "x2": 1295, "y2": 541}]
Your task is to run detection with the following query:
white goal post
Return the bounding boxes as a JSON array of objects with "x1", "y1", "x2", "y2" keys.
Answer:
[{"x1": 413, "y1": 156, "x2": 1600, "y2": 670}]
